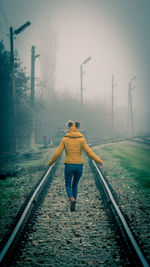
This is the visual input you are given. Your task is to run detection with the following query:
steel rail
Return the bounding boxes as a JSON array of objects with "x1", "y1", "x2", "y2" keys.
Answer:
[
  {"x1": 88, "y1": 137, "x2": 128, "y2": 147},
  {"x1": 130, "y1": 137, "x2": 150, "y2": 146},
  {"x1": 92, "y1": 160, "x2": 149, "y2": 267},
  {"x1": 0, "y1": 164, "x2": 54, "y2": 265}
]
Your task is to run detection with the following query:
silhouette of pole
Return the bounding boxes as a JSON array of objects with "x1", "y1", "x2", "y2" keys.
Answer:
[
  {"x1": 80, "y1": 64, "x2": 83, "y2": 115},
  {"x1": 128, "y1": 76, "x2": 137, "y2": 135},
  {"x1": 128, "y1": 83, "x2": 130, "y2": 131},
  {"x1": 10, "y1": 26, "x2": 16, "y2": 152},
  {"x1": 30, "y1": 46, "x2": 40, "y2": 148},
  {"x1": 80, "y1": 56, "x2": 91, "y2": 121},
  {"x1": 9, "y1": 21, "x2": 31, "y2": 152},
  {"x1": 31, "y1": 46, "x2": 35, "y2": 107},
  {"x1": 111, "y1": 75, "x2": 117, "y2": 132}
]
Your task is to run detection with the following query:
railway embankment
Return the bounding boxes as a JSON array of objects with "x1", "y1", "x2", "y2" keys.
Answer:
[
  {"x1": 0, "y1": 140, "x2": 150, "y2": 266},
  {"x1": 93, "y1": 140, "x2": 150, "y2": 262}
]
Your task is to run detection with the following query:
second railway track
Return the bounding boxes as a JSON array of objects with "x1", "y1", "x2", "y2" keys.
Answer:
[{"x1": 0, "y1": 155, "x2": 149, "y2": 266}]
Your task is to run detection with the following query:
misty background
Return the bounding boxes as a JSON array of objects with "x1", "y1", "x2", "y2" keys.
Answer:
[{"x1": 0, "y1": 0, "x2": 150, "y2": 152}]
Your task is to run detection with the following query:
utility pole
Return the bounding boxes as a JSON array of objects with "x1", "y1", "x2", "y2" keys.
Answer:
[
  {"x1": 128, "y1": 83, "x2": 130, "y2": 131},
  {"x1": 31, "y1": 46, "x2": 35, "y2": 107},
  {"x1": 128, "y1": 82, "x2": 136, "y2": 135},
  {"x1": 10, "y1": 26, "x2": 16, "y2": 152},
  {"x1": 128, "y1": 76, "x2": 137, "y2": 136},
  {"x1": 111, "y1": 75, "x2": 117, "y2": 132},
  {"x1": 80, "y1": 56, "x2": 91, "y2": 122},
  {"x1": 9, "y1": 21, "x2": 31, "y2": 153},
  {"x1": 80, "y1": 64, "x2": 83, "y2": 114},
  {"x1": 30, "y1": 45, "x2": 40, "y2": 148}
]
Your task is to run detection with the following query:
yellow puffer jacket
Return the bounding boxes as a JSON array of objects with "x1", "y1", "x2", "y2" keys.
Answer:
[{"x1": 48, "y1": 125, "x2": 103, "y2": 166}]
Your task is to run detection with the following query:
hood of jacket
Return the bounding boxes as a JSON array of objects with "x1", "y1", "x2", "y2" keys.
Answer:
[{"x1": 64, "y1": 125, "x2": 84, "y2": 138}]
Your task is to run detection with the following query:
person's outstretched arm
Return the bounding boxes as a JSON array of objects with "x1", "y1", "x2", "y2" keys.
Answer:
[
  {"x1": 82, "y1": 139, "x2": 103, "y2": 165},
  {"x1": 47, "y1": 139, "x2": 64, "y2": 166}
]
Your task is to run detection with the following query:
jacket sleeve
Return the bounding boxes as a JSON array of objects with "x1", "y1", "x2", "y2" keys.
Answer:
[
  {"x1": 82, "y1": 139, "x2": 103, "y2": 164},
  {"x1": 47, "y1": 139, "x2": 64, "y2": 166}
]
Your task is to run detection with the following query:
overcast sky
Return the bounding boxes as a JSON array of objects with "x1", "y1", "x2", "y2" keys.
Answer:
[{"x1": 0, "y1": 0, "x2": 150, "y2": 124}]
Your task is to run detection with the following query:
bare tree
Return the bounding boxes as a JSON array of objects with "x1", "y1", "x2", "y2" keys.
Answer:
[{"x1": 38, "y1": 19, "x2": 57, "y2": 101}]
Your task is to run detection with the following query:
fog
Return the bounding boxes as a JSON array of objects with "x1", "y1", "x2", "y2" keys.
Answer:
[{"x1": 0, "y1": 0, "x2": 150, "y2": 151}]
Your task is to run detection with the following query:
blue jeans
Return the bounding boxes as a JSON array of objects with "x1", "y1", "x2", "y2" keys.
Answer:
[{"x1": 64, "y1": 164, "x2": 83, "y2": 200}]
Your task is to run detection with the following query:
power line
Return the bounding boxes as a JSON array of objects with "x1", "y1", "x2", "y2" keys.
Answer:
[
  {"x1": 15, "y1": 37, "x2": 28, "y2": 54},
  {"x1": 55, "y1": 66, "x2": 79, "y2": 73},
  {"x1": 0, "y1": 0, "x2": 11, "y2": 29},
  {"x1": 0, "y1": 24, "x2": 6, "y2": 36},
  {"x1": 0, "y1": 1, "x2": 27, "y2": 55}
]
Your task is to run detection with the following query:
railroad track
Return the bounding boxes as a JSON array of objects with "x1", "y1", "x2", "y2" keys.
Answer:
[
  {"x1": 90, "y1": 160, "x2": 149, "y2": 267},
  {"x1": 87, "y1": 137, "x2": 128, "y2": 147},
  {"x1": 88, "y1": 135, "x2": 150, "y2": 147},
  {"x1": 0, "y1": 161, "x2": 58, "y2": 266},
  {"x1": 129, "y1": 136, "x2": 150, "y2": 146},
  {"x1": 0, "y1": 157, "x2": 149, "y2": 266}
]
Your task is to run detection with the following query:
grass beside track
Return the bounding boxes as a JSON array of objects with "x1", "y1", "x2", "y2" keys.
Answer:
[
  {"x1": 94, "y1": 141, "x2": 150, "y2": 189},
  {"x1": 0, "y1": 146, "x2": 55, "y2": 243},
  {"x1": 93, "y1": 141, "x2": 150, "y2": 263}
]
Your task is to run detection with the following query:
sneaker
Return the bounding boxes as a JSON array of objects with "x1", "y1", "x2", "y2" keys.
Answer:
[{"x1": 69, "y1": 197, "x2": 76, "y2": 212}]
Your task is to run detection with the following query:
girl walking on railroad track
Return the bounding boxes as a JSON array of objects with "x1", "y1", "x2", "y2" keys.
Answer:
[{"x1": 47, "y1": 120, "x2": 103, "y2": 212}]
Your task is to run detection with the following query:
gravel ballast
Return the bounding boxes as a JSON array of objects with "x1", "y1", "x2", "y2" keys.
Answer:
[
  {"x1": 13, "y1": 159, "x2": 130, "y2": 266},
  {"x1": 1, "y1": 142, "x2": 149, "y2": 266},
  {"x1": 93, "y1": 142, "x2": 150, "y2": 263}
]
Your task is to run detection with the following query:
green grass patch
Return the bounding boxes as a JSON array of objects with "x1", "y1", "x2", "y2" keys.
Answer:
[
  {"x1": 0, "y1": 147, "x2": 54, "y2": 217},
  {"x1": 96, "y1": 142, "x2": 150, "y2": 189}
]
